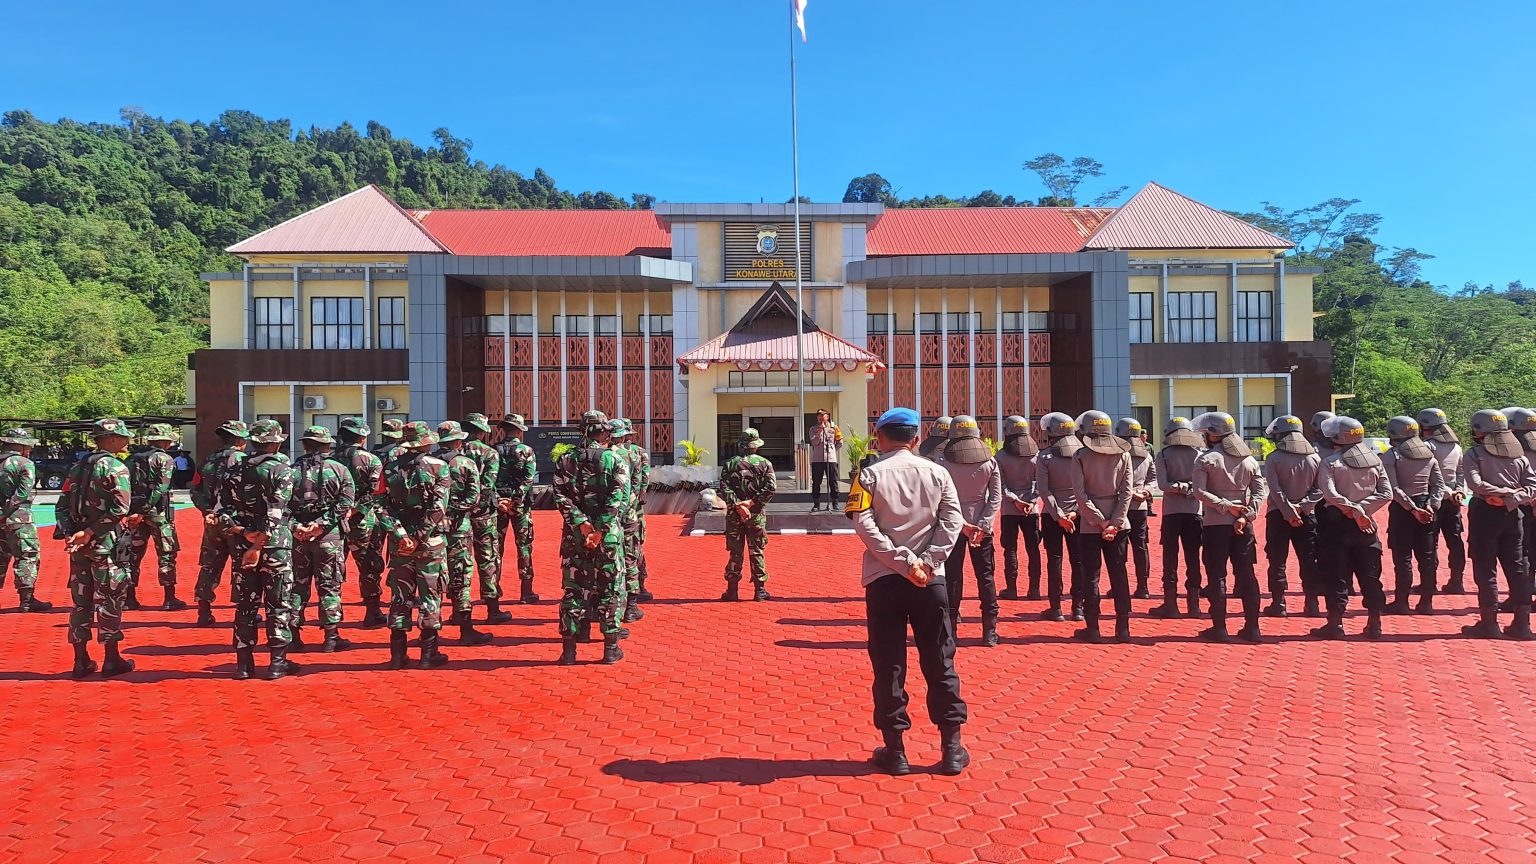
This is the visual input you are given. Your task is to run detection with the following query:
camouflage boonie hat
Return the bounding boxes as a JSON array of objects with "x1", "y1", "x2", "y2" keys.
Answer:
[
  {"x1": 500, "y1": 413, "x2": 529, "y2": 432},
  {"x1": 401, "y1": 421, "x2": 438, "y2": 449},
  {"x1": 462, "y1": 413, "x2": 493, "y2": 435},
  {"x1": 143, "y1": 423, "x2": 177, "y2": 442},
  {"x1": 609, "y1": 418, "x2": 634, "y2": 439},
  {"x1": 380, "y1": 418, "x2": 405, "y2": 440},
  {"x1": 89, "y1": 417, "x2": 130, "y2": 440},
  {"x1": 217, "y1": 419, "x2": 250, "y2": 439},
  {"x1": 0, "y1": 428, "x2": 39, "y2": 446},
  {"x1": 248, "y1": 419, "x2": 287, "y2": 444},
  {"x1": 300, "y1": 425, "x2": 334, "y2": 444},
  {"x1": 339, "y1": 417, "x2": 370, "y2": 436},
  {"x1": 581, "y1": 410, "x2": 610, "y2": 433},
  {"x1": 436, "y1": 420, "x2": 468, "y2": 442},
  {"x1": 739, "y1": 428, "x2": 765, "y2": 450}
]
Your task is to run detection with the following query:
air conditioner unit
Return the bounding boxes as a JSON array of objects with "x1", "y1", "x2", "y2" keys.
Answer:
[
  {"x1": 302, "y1": 395, "x2": 327, "y2": 411},
  {"x1": 375, "y1": 398, "x2": 397, "y2": 411}
]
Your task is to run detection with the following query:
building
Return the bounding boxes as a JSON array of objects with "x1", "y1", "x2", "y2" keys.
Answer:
[{"x1": 193, "y1": 182, "x2": 1330, "y2": 465}]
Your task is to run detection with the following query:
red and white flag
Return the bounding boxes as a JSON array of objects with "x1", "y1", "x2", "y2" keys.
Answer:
[{"x1": 792, "y1": 0, "x2": 808, "y2": 41}]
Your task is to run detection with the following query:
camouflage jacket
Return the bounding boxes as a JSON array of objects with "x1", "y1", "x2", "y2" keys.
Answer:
[
  {"x1": 290, "y1": 452, "x2": 356, "y2": 534},
  {"x1": 55, "y1": 450, "x2": 132, "y2": 541},
  {"x1": 333, "y1": 443, "x2": 385, "y2": 514},
  {"x1": 720, "y1": 453, "x2": 777, "y2": 512},
  {"x1": 127, "y1": 446, "x2": 175, "y2": 521},
  {"x1": 621, "y1": 442, "x2": 651, "y2": 519},
  {"x1": 0, "y1": 451, "x2": 36, "y2": 525},
  {"x1": 378, "y1": 451, "x2": 451, "y2": 544},
  {"x1": 372, "y1": 442, "x2": 405, "y2": 477},
  {"x1": 190, "y1": 446, "x2": 245, "y2": 514},
  {"x1": 442, "y1": 449, "x2": 481, "y2": 517},
  {"x1": 463, "y1": 439, "x2": 500, "y2": 512},
  {"x1": 495, "y1": 439, "x2": 538, "y2": 505},
  {"x1": 231, "y1": 452, "x2": 295, "y2": 549},
  {"x1": 551, "y1": 439, "x2": 630, "y2": 537}
]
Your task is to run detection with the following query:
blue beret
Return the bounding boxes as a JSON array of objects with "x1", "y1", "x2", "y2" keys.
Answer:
[{"x1": 876, "y1": 407, "x2": 920, "y2": 429}]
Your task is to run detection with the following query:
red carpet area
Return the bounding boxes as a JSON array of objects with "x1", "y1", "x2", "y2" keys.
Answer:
[{"x1": 1, "y1": 508, "x2": 1534, "y2": 863}]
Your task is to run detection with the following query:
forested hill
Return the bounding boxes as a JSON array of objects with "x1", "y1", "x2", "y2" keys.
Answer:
[{"x1": 0, "y1": 108, "x2": 652, "y2": 420}]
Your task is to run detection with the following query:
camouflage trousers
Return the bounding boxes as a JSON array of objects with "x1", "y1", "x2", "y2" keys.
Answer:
[
  {"x1": 231, "y1": 540, "x2": 295, "y2": 651},
  {"x1": 446, "y1": 513, "x2": 477, "y2": 615},
  {"x1": 195, "y1": 519, "x2": 241, "y2": 604},
  {"x1": 0, "y1": 521, "x2": 40, "y2": 594},
  {"x1": 388, "y1": 537, "x2": 446, "y2": 633},
  {"x1": 724, "y1": 511, "x2": 769, "y2": 585},
  {"x1": 293, "y1": 530, "x2": 346, "y2": 628},
  {"x1": 67, "y1": 532, "x2": 130, "y2": 645},
  {"x1": 623, "y1": 515, "x2": 647, "y2": 595},
  {"x1": 344, "y1": 509, "x2": 387, "y2": 605},
  {"x1": 470, "y1": 508, "x2": 502, "y2": 601},
  {"x1": 127, "y1": 515, "x2": 179, "y2": 590},
  {"x1": 559, "y1": 529, "x2": 625, "y2": 639},
  {"x1": 497, "y1": 500, "x2": 535, "y2": 583}
]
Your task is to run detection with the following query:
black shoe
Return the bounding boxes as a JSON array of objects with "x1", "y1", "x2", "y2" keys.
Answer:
[
  {"x1": 1384, "y1": 599, "x2": 1411, "y2": 615},
  {"x1": 558, "y1": 640, "x2": 578, "y2": 665},
  {"x1": 1503, "y1": 608, "x2": 1534, "y2": 641},
  {"x1": 519, "y1": 580, "x2": 540, "y2": 603},
  {"x1": 361, "y1": 604, "x2": 387, "y2": 628},
  {"x1": 196, "y1": 602, "x2": 217, "y2": 627},
  {"x1": 1303, "y1": 596, "x2": 1322, "y2": 618},
  {"x1": 753, "y1": 586, "x2": 771, "y2": 601},
  {"x1": 485, "y1": 601, "x2": 513, "y2": 625},
  {"x1": 1441, "y1": 579, "x2": 1465, "y2": 596},
  {"x1": 809, "y1": 503, "x2": 821, "y2": 513},
  {"x1": 459, "y1": 624, "x2": 493, "y2": 646},
  {"x1": 982, "y1": 620, "x2": 999, "y2": 647},
  {"x1": 388, "y1": 632, "x2": 409, "y2": 670},
  {"x1": 720, "y1": 584, "x2": 740, "y2": 602},
  {"x1": 1414, "y1": 597, "x2": 1434, "y2": 615},
  {"x1": 162, "y1": 591, "x2": 188, "y2": 612},
  {"x1": 636, "y1": 588, "x2": 655, "y2": 602},
  {"x1": 1073, "y1": 625, "x2": 1101, "y2": 643},
  {"x1": 1039, "y1": 606, "x2": 1065, "y2": 622},
  {"x1": 1185, "y1": 593, "x2": 1201, "y2": 618},
  {"x1": 601, "y1": 640, "x2": 624, "y2": 664},
  {"x1": 998, "y1": 587, "x2": 1019, "y2": 601},
  {"x1": 267, "y1": 650, "x2": 299, "y2": 680},
  {"x1": 871, "y1": 746, "x2": 911, "y2": 776},
  {"x1": 1363, "y1": 613, "x2": 1383, "y2": 639},
  {"x1": 419, "y1": 632, "x2": 449, "y2": 669},
  {"x1": 1132, "y1": 585, "x2": 1150, "y2": 600},
  {"x1": 1197, "y1": 626, "x2": 1231, "y2": 644},
  {"x1": 1310, "y1": 622, "x2": 1346, "y2": 640},
  {"x1": 1497, "y1": 596, "x2": 1516, "y2": 613},
  {"x1": 938, "y1": 728, "x2": 970, "y2": 776},
  {"x1": 1236, "y1": 624, "x2": 1264, "y2": 644},
  {"x1": 1114, "y1": 621, "x2": 1131, "y2": 644},
  {"x1": 321, "y1": 629, "x2": 352, "y2": 653},
  {"x1": 1263, "y1": 600, "x2": 1287, "y2": 618},
  {"x1": 71, "y1": 644, "x2": 96, "y2": 679},
  {"x1": 19, "y1": 593, "x2": 53, "y2": 613},
  {"x1": 1148, "y1": 601, "x2": 1179, "y2": 619},
  {"x1": 288, "y1": 631, "x2": 306, "y2": 654},
  {"x1": 233, "y1": 648, "x2": 255, "y2": 680},
  {"x1": 1069, "y1": 600, "x2": 1083, "y2": 622},
  {"x1": 1462, "y1": 618, "x2": 1502, "y2": 639},
  {"x1": 101, "y1": 656, "x2": 136, "y2": 678},
  {"x1": 623, "y1": 603, "x2": 645, "y2": 623},
  {"x1": 1025, "y1": 581, "x2": 1042, "y2": 601}
]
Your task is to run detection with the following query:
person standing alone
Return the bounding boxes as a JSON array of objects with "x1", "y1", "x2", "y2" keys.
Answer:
[{"x1": 808, "y1": 409, "x2": 843, "y2": 512}]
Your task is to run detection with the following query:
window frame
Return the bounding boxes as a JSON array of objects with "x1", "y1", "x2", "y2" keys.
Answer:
[
  {"x1": 309, "y1": 296, "x2": 365, "y2": 350},
  {"x1": 377, "y1": 296, "x2": 408, "y2": 348},
  {"x1": 253, "y1": 297, "x2": 296, "y2": 349},
  {"x1": 1165, "y1": 291, "x2": 1218, "y2": 344},
  {"x1": 1234, "y1": 291, "x2": 1273, "y2": 343},
  {"x1": 1128, "y1": 292, "x2": 1155, "y2": 344}
]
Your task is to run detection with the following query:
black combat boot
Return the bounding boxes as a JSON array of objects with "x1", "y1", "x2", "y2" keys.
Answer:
[
  {"x1": 322, "y1": 625, "x2": 352, "y2": 653},
  {"x1": 288, "y1": 628, "x2": 306, "y2": 654},
  {"x1": 1069, "y1": 599, "x2": 1084, "y2": 622},
  {"x1": 485, "y1": 599, "x2": 513, "y2": 625},
  {"x1": 1441, "y1": 573, "x2": 1466, "y2": 595},
  {"x1": 196, "y1": 600, "x2": 216, "y2": 627},
  {"x1": 720, "y1": 582, "x2": 740, "y2": 602},
  {"x1": 576, "y1": 618, "x2": 594, "y2": 643},
  {"x1": 601, "y1": 637, "x2": 624, "y2": 664},
  {"x1": 1073, "y1": 621, "x2": 1101, "y2": 644},
  {"x1": 1132, "y1": 578, "x2": 1150, "y2": 601},
  {"x1": 938, "y1": 726, "x2": 971, "y2": 776},
  {"x1": 1185, "y1": 589, "x2": 1201, "y2": 618},
  {"x1": 1264, "y1": 596, "x2": 1288, "y2": 618},
  {"x1": 101, "y1": 643, "x2": 135, "y2": 678},
  {"x1": 1503, "y1": 606, "x2": 1534, "y2": 641},
  {"x1": 1149, "y1": 598, "x2": 1179, "y2": 618},
  {"x1": 753, "y1": 584, "x2": 771, "y2": 601},
  {"x1": 161, "y1": 588, "x2": 188, "y2": 612},
  {"x1": 1197, "y1": 624, "x2": 1231, "y2": 643},
  {"x1": 519, "y1": 578, "x2": 540, "y2": 603},
  {"x1": 1039, "y1": 604, "x2": 1065, "y2": 622},
  {"x1": 123, "y1": 585, "x2": 140, "y2": 611},
  {"x1": 1310, "y1": 610, "x2": 1347, "y2": 640},
  {"x1": 871, "y1": 729, "x2": 911, "y2": 776},
  {"x1": 999, "y1": 551, "x2": 1019, "y2": 600},
  {"x1": 635, "y1": 579, "x2": 654, "y2": 603},
  {"x1": 623, "y1": 598, "x2": 644, "y2": 623},
  {"x1": 1237, "y1": 621, "x2": 1264, "y2": 645},
  {"x1": 18, "y1": 589, "x2": 52, "y2": 612},
  {"x1": 1303, "y1": 595, "x2": 1322, "y2": 617},
  {"x1": 459, "y1": 616, "x2": 493, "y2": 646},
  {"x1": 388, "y1": 631, "x2": 409, "y2": 670},
  {"x1": 1363, "y1": 610, "x2": 1384, "y2": 639},
  {"x1": 1414, "y1": 594, "x2": 1434, "y2": 614},
  {"x1": 71, "y1": 642, "x2": 97, "y2": 679},
  {"x1": 1386, "y1": 596, "x2": 1412, "y2": 615},
  {"x1": 1497, "y1": 596, "x2": 1516, "y2": 613},
  {"x1": 233, "y1": 648, "x2": 255, "y2": 680},
  {"x1": 1461, "y1": 607, "x2": 1502, "y2": 639},
  {"x1": 981, "y1": 616, "x2": 999, "y2": 647},
  {"x1": 268, "y1": 647, "x2": 299, "y2": 680},
  {"x1": 419, "y1": 630, "x2": 449, "y2": 669},
  {"x1": 558, "y1": 639, "x2": 578, "y2": 666},
  {"x1": 1025, "y1": 572, "x2": 1041, "y2": 601},
  {"x1": 1114, "y1": 617, "x2": 1132, "y2": 644},
  {"x1": 361, "y1": 601, "x2": 386, "y2": 628}
]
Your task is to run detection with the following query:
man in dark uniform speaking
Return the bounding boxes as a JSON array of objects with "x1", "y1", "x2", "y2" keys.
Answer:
[{"x1": 846, "y1": 407, "x2": 970, "y2": 776}]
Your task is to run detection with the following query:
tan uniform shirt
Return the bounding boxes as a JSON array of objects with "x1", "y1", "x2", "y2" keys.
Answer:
[
  {"x1": 849, "y1": 448, "x2": 965, "y2": 587},
  {"x1": 1070, "y1": 448, "x2": 1133, "y2": 534}
]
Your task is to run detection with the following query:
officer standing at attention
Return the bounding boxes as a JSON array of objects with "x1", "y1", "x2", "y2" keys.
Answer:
[
  {"x1": 0, "y1": 428, "x2": 52, "y2": 613},
  {"x1": 1311, "y1": 411, "x2": 1338, "y2": 460},
  {"x1": 1151, "y1": 417, "x2": 1205, "y2": 619},
  {"x1": 1460, "y1": 409, "x2": 1536, "y2": 639},
  {"x1": 1262, "y1": 415, "x2": 1323, "y2": 617},
  {"x1": 1191, "y1": 412, "x2": 1268, "y2": 644},
  {"x1": 191, "y1": 420, "x2": 250, "y2": 626},
  {"x1": 845, "y1": 407, "x2": 969, "y2": 777},
  {"x1": 807, "y1": 409, "x2": 843, "y2": 512},
  {"x1": 1417, "y1": 408, "x2": 1468, "y2": 596},
  {"x1": 939, "y1": 416, "x2": 1002, "y2": 646},
  {"x1": 333, "y1": 418, "x2": 388, "y2": 628},
  {"x1": 1115, "y1": 418, "x2": 1157, "y2": 600},
  {"x1": 1035, "y1": 412, "x2": 1084, "y2": 622},
  {"x1": 288, "y1": 426, "x2": 356, "y2": 653},
  {"x1": 1381, "y1": 416, "x2": 1445, "y2": 615},
  {"x1": 1072, "y1": 411, "x2": 1134, "y2": 644},
  {"x1": 124, "y1": 424, "x2": 184, "y2": 612},
  {"x1": 1314, "y1": 416, "x2": 1392, "y2": 640},
  {"x1": 1498, "y1": 407, "x2": 1536, "y2": 612},
  {"x1": 378, "y1": 422, "x2": 454, "y2": 669},
  {"x1": 612, "y1": 419, "x2": 650, "y2": 622},
  {"x1": 918, "y1": 417, "x2": 952, "y2": 461},
  {"x1": 495, "y1": 414, "x2": 540, "y2": 605},
  {"x1": 227, "y1": 419, "x2": 299, "y2": 680},
  {"x1": 437, "y1": 421, "x2": 493, "y2": 647},
  {"x1": 995, "y1": 416, "x2": 1042, "y2": 602},
  {"x1": 57, "y1": 418, "x2": 136, "y2": 678},
  {"x1": 719, "y1": 428, "x2": 777, "y2": 602},
  {"x1": 461, "y1": 414, "x2": 506, "y2": 622},
  {"x1": 552, "y1": 410, "x2": 630, "y2": 665}
]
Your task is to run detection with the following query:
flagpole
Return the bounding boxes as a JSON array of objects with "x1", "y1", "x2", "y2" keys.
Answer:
[{"x1": 789, "y1": 0, "x2": 807, "y2": 491}]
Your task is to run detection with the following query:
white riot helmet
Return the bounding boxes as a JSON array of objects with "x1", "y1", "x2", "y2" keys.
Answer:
[
  {"x1": 1162, "y1": 416, "x2": 1203, "y2": 449},
  {"x1": 1194, "y1": 411, "x2": 1250, "y2": 458},
  {"x1": 1472, "y1": 409, "x2": 1524, "y2": 458},
  {"x1": 944, "y1": 415, "x2": 991, "y2": 464},
  {"x1": 1264, "y1": 414, "x2": 1314, "y2": 455}
]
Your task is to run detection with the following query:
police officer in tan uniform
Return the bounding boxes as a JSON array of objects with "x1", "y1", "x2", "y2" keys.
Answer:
[
  {"x1": 1072, "y1": 411, "x2": 1134, "y2": 643},
  {"x1": 1191, "y1": 412, "x2": 1268, "y2": 644},
  {"x1": 1381, "y1": 416, "x2": 1445, "y2": 614},
  {"x1": 1417, "y1": 408, "x2": 1468, "y2": 595},
  {"x1": 1314, "y1": 416, "x2": 1392, "y2": 640},
  {"x1": 1461, "y1": 409, "x2": 1536, "y2": 639},
  {"x1": 1115, "y1": 418, "x2": 1156, "y2": 600}
]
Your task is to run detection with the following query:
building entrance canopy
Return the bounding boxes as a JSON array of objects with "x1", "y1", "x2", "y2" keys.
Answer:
[{"x1": 676, "y1": 282, "x2": 883, "y2": 373}]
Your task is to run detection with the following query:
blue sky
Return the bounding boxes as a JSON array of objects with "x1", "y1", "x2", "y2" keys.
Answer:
[{"x1": 5, "y1": 1, "x2": 1531, "y2": 289}]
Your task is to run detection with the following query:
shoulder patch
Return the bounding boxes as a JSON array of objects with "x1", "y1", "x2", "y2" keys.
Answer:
[{"x1": 844, "y1": 475, "x2": 872, "y2": 515}]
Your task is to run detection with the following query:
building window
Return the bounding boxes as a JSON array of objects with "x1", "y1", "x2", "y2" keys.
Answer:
[
  {"x1": 867, "y1": 313, "x2": 891, "y2": 334},
  {"x1": 595, "y1": 315, "x2": 618, "y2": 336},
  {"x1": 646, "y1": 314, "x2": 673, "y2": 335},
  {"x1": 1166, "y1": 292, "x2": 1217, "y2": 343},
  {"x1": 1173, "y1": 405, "x2": 1217, "y2": 422},
  {"x1": 484, "y1": 314, "x2": 534, "y2": 336},
  {"x1": 725, "y1": 370, "x2": 829, "y2": 388},
  {"x1": 1243, "y1": 405, "x2": 1276, "y2": 438},
  {"x1": 1000, "y1": 311, "x2": 1059, "y2": 332},
  {"x1": 917, "y1": 312, "x2": 982, "y2": 332},
  {"x1": 1129, "y1": 293, "x2": 1155, "y2": 344},
  {"x1": 311, "y1": 297, "x2": 364, "y2": 349},
  {"x1": 378, "y1": 297, "x2": 407, "y2": 348},
  {"x1": 1235, "y1": 291, "x2": 1273, "y2": 342},
  {"x1": 254, "y1": 298, "x2": 296, "y2": 349}
]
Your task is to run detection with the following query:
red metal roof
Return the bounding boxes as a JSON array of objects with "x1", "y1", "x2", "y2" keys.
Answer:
[
  {"x1": 866, "y1": 207, "x2": 1112, "y2": 256},
  {"x1": 415, "y1": 210, "x2": 671, "y2": 257},
  {"x1": 677, "y1": 326, "x2": 882, "y2": 371},
  {"x1": 227, "y1": 185, "x2": 450, "y2": 255},
  {"x1": 1083, "y1": 182, "x2": 1293, "y2": 251}
]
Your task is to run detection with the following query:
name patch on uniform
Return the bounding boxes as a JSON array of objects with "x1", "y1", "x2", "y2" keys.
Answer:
[{"x1": 845, "y1": 477, "x2": 871, "y2": 515}]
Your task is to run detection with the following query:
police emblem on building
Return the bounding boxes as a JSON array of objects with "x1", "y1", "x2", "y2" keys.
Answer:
[{"x1": 755, "y1": 225, "x2": 779, "y2": 255}]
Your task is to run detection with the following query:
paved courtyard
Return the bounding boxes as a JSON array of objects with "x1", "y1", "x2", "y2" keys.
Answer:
[{"x1": 1, "y1": 508, "x2": 1533, "y2": 863}]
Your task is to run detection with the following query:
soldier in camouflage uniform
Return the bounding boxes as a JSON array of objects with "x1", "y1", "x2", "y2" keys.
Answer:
[
  {"x1": 227, "y1": 419, "x2": 300, "y2": 680},
  {"x1": 0, "y1": 428, "x2": 52, "y2": 613},
  {"x1": 613, "y1": 418, "x2": 651, "y2": 619},
  {"x1": 373, "y1": 418, "x2": 406, "y2": 471},
  {"x1": 191, "y1": 420, "x2": 250, "y2": 626},
  {"x1": 720, "y1": 428, "x2": 777, "y2": 602},
  {"x1": 552, "y1": 410, "x2": 630, "y2": 665},
  {"x1": 289, "y1": 426, "x2": 356, "y2": 653},
  {"x1": 437, "y1": 421, "x2": 493, "y2": 646},
  {"x1": 495, "y1": 414, "x2": 539, "y2": 604},
  {"x1": 462, "y1": 413, "x2": 508, "y2": 622},
  {"x1": 125, "y1": 424, "x2": 185, "y2": 612},
  {"x1": 334, "y1": 417, "x2": 388, "y2": 627},
  {"x1": 56, "y1": 418, "x2": 135, "y2": 678},
  {"x1": 378, "y1": 421, "x2": 454, "y2": 669}
]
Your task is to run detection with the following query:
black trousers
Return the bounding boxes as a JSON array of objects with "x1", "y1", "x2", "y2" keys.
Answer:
[
  {"x1": 1160, "y1": 513, "x2": 1203, "y2": 597},
  {"x1": 1317, "y1": 505, "x2": 1385, "y2": 614},
  {"x1": 998, "y1": 513, "x2": 1042, "y2": 589},
  {"x1": 1040, "y1": 517, "x2": 1083, "y2": 608},
  {"x1": 945, "y1": 535, "x2": 998, "y2": 624},
  {"x1": 1127, "y1": 509, "x2": 1150, "y2": 588},
  {"x1": 1468, "y1": 501, "x2": 1529, "y2": 611},
  {"x1": 1265, "y1": 511, "x2": 1321, "y2": 599},
  {"x1": 1435, "y1": 499, "x2": 1467, "y2": 582},
  {"x1": 1080, "y1": 531, "x2": 1131, "y2": 627},
  {"x1": 1387, "y1": 503, "x2": 1439, "y2": 602},
  {"x1": 1524, "y1": 505, "x2": 1536, "y2": 600},
  {"x1": 865, "y1": 572, "x2": 968, "y2": 734},
  {"x1": 1201, "y1": 523, "x2": 1260, "y2": 629},
  {"x1": 810, "y1": 462, "x2": 839, "y2": 507}
]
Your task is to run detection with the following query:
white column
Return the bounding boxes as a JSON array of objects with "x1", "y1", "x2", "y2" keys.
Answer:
[
  {"x1": 886, "y1": 288, "x2": 895, "y2": 409},
  {"x1": 292, "y1": 266, "x2": 304, "y2": 349},
  {"x1": 616, "y1": 288, "x2": 625, "y2": 418},
  {"x1": 1159, "y1": 262, "x2": 1169, "y2": 344},
  {"x1": 967, "y1": 285, "x2": 976, "y2": 417},
  {"x1": 559, "y1": 290, "x2": 568, "y2": 421},
  {"x1": 502, "y1": 288, "x2": 511, "y2": 416},
  {"x1": 587, "y1": 290, "x2": 596, "y2": 409},
  {"x1": 363, "y1": 265, "x2": 375, "y2": 349},
  {"x1": 1228, "y1": 261, "x2": 1239, "y2": 342},
  {"x1": 531, "y1": 288, "x2": 541, "y2": 421},
  {"x1": 643, "y1": 291, "x2": 652, "y2": 452},
  {"x1": 940, "y1": 288, "x2": 950, "y2": 414},
  {"x1": 994, "y1": 285, "x2": 1003, "y2": 424},
  {"x1": 1162, "y1": 377, "x2": 1176, "y2": 422},
  {"x1": 361, "y1": 384, "x2": 371, "y2": 432},
  {"x1": 913, "y1": 287, "x2": 923, "y2": 420},
  {"x1": 1022, "y1": 288, "x2": 1031, "y2": 419}
]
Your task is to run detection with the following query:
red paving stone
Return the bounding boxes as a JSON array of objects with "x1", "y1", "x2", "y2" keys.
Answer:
[{"x1": 2, "y1": 507, "x2": 1535, "y2": 863}]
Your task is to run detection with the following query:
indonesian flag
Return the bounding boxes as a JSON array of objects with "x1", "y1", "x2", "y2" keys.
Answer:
[{"x1": 792, "y1": 0, "x2": 807, "y2": 41}]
